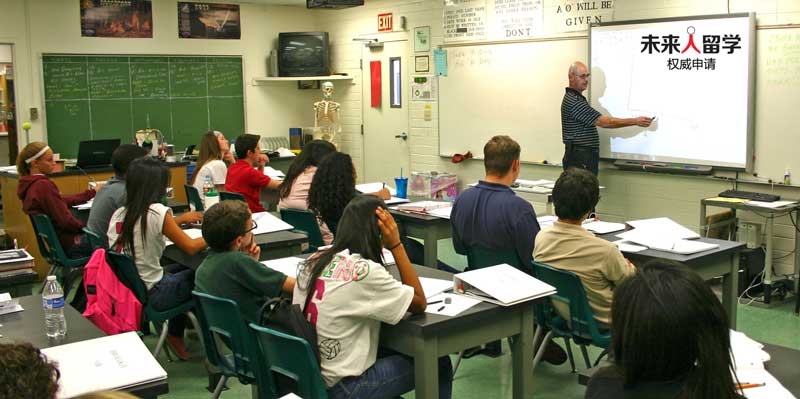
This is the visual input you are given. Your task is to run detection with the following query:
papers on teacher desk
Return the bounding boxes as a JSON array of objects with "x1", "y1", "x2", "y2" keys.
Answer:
[
  {"x1": 454, "y1": 264, "x2": 556, "y2": 307},
  {"x1": 730, "y1": 330, "x2": 795, "y2": 399},
  {"x1": 41, "y1": 331, "x2": 167, "y2": 399},
  {"x1": 615, "y1": 217, "x2": 718, "y2": 255}
]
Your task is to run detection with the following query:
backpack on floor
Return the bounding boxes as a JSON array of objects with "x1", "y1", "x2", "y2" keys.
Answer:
[{"x1": 82, "y1": 248, "x2": 142, "y2": 335}]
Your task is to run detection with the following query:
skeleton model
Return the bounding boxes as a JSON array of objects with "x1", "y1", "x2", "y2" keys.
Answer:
[{"x1": 313, "y1": 81, "x2": 341, "y2": 144}]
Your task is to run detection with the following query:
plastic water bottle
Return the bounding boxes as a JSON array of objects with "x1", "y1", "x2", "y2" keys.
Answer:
[
  {"x1": 203, "y1": 175, "x2": 212, "y2": 195},
  {"x1": 42, "y1": 275, "x2": 67, "y2": 339}
]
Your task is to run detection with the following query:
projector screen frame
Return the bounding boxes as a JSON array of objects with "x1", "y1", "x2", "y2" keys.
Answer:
[{"x1": 588, "y1": 12, "x2": 756, "y2": 172}]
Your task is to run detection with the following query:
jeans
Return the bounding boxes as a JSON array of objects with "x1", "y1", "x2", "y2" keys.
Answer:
[
  {"x1": 147, "y1": 264, "x2": 195, "y2": 337},
  {"x1": 562, "y1": 144, "x2": 599, "y2": 176},
  {"x1": 327, "y1": 352, "x2": 453, "y2": 399}
]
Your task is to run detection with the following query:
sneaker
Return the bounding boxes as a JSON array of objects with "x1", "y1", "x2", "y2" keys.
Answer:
[
  {"x1": 166, "y1": 335, "x2": 191, "y2": 360},
  {"x1": 541, "y1": 341, "x2": 567, "y2": 365}
]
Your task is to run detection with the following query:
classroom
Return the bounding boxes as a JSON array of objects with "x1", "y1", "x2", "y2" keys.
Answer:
[{"x1": 0, "y1": 0, "x2": 799, "y2": 398}]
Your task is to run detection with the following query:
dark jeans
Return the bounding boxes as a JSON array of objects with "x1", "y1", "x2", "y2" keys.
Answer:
[
  {"x1": 328, "y1": 351, "x2": 453, "y2": 399},
  {"x1": 562, "y1": 144, "x2": 599, "y2": 176},
  {"x1": 147, "y1": 264, "x2": 195, "y2": 337}
]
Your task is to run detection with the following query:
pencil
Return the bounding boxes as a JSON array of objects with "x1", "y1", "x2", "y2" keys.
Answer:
[{"x1": 736, "y1": 383, "x2": 765, "y2": 390}]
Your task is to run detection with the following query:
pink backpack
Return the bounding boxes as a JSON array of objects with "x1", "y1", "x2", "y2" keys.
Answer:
[{"x1": 82, "y1": 248, "x2": 142, "y2": 335}]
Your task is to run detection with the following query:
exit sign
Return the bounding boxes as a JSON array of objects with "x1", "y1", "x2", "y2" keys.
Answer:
[{"x1": 378, "y1": 13, "x2": 393, "y2": 32}]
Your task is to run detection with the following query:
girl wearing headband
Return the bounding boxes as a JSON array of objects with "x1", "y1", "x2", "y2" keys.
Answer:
[{"x1": 16, "y1": 142, "x2": 96, "y2": 260}]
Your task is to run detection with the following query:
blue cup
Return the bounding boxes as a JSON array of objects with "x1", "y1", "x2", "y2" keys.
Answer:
[{"x1": 395, "y1": 177, "x2": 408, "y2": 199}]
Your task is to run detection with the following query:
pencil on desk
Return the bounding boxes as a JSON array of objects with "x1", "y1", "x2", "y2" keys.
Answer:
[{"x1": 736, "y1": 383, "x2": 765, "y2": 390}]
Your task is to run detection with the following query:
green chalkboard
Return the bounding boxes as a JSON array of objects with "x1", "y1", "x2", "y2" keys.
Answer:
[{"x1": 42, "y1": 54, "x2": 245, "y2": 157}]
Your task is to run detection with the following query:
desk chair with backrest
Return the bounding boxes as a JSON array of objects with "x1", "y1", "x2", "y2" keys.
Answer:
[
  {"x1": 531, "y1": 261, "x2": 611, "y2": 372},
  {"x1": 280, "y1": 208, "x2": 325, "y2": 252},
  {"x1": 29, "y1": 214, "x2": 90, "y2": 296},
  {"x1": 83, "y1": 227, "x2": 108, "y2": 250},
  {"x1": 104, "y1": 250, "x2": 202, "y2": 361},
  {"x1": 192, "y1": 291, "x2": 267, "y2": 399},
  {"x1": 220, "y1": 191, "x2": 246, "y2": 202},
  {"x1": 250, "y1": 323, "x2": 328, "y2": 399},
  {"x1": 185, "y1": 184, "x2": 205, "y2": 212}
]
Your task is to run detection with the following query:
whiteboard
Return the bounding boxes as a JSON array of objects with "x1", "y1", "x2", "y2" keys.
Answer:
[
  {"x1": 591, "y1": 14, "x2": 755, "y2": 170},
  {"x1": 438, "y1": 38, "x2": 587, "y2": 164}
]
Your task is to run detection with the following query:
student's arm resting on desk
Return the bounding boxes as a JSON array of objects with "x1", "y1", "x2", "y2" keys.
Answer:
[
  {"x1": 603, "y1": 245, "x2": 636, "y2": 285},
  {"x1": 63, "y1": 188, "x2": 96, "y2": 206},
  {"x1": 246, "y1": 162, "x2": 279, "y2": 189},
  {"x1": 163, "y1": 210, "x2": 207, "y2": 254},
  {"x1": 377, "y1": 207, "x2": 426, "y2": 314}
]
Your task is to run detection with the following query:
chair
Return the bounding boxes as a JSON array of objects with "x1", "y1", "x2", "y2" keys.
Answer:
[
  {"x1": 104, "y1": 251, "x2": 202, "y2": 361},
  {"x1": 185, "y1": 184, "x2": 205, "y2": 212},
  {"x1": 220, "y1": 191, "x2": 246, "y2": 202},
  {"x1": 83, "y1": 227, "x2": 108, "y2": 250},
  {"x1": 29, "y1": 214, "x2": 90, "y2": 295},
  {"x1": 192, "y1": 291, "x2": 264, "y2": 399},
  {"x1": 280, "y1": 208, "x2": 325, "y2": 252},
  {"x1": 531, "y1": 261, "x2": 611, "y2": 372},
  {"x1": 250, "y1": 323, "x2": 328, "y2": 399}
]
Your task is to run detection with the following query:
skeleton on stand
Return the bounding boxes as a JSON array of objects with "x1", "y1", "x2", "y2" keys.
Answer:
[{"x1": 313, "y1": 81, "x2": 341, "y2": 145}]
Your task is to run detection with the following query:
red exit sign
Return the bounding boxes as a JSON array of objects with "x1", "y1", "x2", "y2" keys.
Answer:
[{"x1": 378, "y1": 13, "x2": 393, "y2": 32}]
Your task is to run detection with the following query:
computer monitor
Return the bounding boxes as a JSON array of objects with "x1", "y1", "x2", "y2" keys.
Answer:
[{"x1": 76, "y1": 139, "x2": 121, "y2": 169}]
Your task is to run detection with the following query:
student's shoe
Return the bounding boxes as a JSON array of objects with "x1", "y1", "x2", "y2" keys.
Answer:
[
  {"x1": 482, "y1": 340, "x2": 503, "y2": 358},
  {"x1": 541, "y1": 341, "x2": 567, "y2": 365},
  {"x1": 166, "y1": 335, "x2": 191, "y2": 360}
]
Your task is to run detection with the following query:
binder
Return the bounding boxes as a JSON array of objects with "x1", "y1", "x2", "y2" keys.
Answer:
[{"x1": 453, "y1": 264, "x2": 556, "y2": 306}]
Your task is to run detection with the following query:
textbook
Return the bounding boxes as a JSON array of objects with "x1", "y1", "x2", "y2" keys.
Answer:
[
  {"x1": 453, "y1": 264, "x2": 556, "y2": 307},
  {"x1": 0, "y1": 249, "x2": 35, "y2": 274}
]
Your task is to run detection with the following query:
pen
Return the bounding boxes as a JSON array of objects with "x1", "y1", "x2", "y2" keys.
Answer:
[
  {"x1": 437, "y1": 305, "x2": 445, "y2": 312},
  {"x1": 382, "y1": 182, "x2": 386, "y2": 189},
  {"x1": 736, "y1": 383, "x2": 765, "y2": 390},
  {"x1": 428, "y1": 300, "x2": 443, "y2": 305}
]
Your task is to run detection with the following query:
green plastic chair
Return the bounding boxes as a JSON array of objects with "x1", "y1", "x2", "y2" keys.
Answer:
[
  {"x1": 220, "y1": 191, "x2": 246, "y2": 202},
  {"x1": 250, "y1": 323, "x2": 328, "y2": 399},
  {"x1": 83, "y1": 227, "x2": 108, "y2": 250},
  {"x1": 184, "y1": 184, "x2": 205, "y2": 212},
  {"x1": 104, "y1": 250, "x2": 202, "y2": 361},
  {"x1": 280, "y1": 208, "x2": 325, "y2": 252},
  {"x1": 29, "y1": 214, "x2": 90, "y2": 294},
  {"x1": 466, "y1": 245, "x2": 526, "y2": 272},
  {"x1": 192, "y1": 291, "x2": 266, "y2": 399},
  {"x1": 531, "y1": 261, "x2": 611, "y2": 372}
]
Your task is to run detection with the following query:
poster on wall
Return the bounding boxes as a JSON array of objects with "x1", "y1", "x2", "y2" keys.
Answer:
[
  {"x1": 444, "y1": 0, "x2": 488, "y2": 43},
  {"x1": 80, "y1": 0, "x2": 153, "y2": 38},
  {"x1": 490, "y1": 0, "x2": 543, "y2": 40},
  {"x1": 444, "y1": 0, "x2": 544, "y2": 43},
  {"x1": 542, "y1": 0, "x2": 615, "y2": 34},
  {"x1": 178, "y1": 2, "x2": 241, "y2": 39}
]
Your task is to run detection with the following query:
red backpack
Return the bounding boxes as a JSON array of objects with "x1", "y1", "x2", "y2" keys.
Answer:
[{"x1": 82, "y1": 248, "x2": 142, "y2": 335}]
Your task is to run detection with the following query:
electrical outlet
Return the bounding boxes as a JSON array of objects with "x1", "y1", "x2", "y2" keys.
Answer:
[{"x1": 29, "y1": 107, "x2": 39, "y2": 120}]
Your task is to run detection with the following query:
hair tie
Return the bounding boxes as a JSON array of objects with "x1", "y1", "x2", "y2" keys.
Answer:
[{"x1": 25, "y1": 146, "x2": 50, "y2": 164}]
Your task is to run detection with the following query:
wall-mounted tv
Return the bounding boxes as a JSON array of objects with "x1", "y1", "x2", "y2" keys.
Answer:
[{"x1": 278, "y1": 32, "x2": 330, "y2": 77}]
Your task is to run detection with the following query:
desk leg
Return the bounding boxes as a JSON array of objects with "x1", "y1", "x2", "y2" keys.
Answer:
[
  {"x1": 423, "y1": 229, "x2": 438, "y2": 268},
  {"x1": 795, "y1": 211, "x2": 800, "y2": 296},
  {"x1": 511, "y1": 307, "x2": 535, "y2": 399},
  {"x1": 413, "y1": 336, "x2": 439, "y2": 399},
  {"x1": 764, "y1": 213, "x2": 775, "y2": 304},
  {"x1": 722, "y1": 253, "x2": 739, "y2": 328},
  {"x1": 699, "y1": 201, "x2": 707, "y2": 237}
]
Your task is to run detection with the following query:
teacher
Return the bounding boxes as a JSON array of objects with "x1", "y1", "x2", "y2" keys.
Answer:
[{"x1": 561, "y1": 61, "x2": 653, "y2": 175}]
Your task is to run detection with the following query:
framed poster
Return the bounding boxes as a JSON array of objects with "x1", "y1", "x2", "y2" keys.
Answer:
[
  {"x1": 414, "y1": 26, "x2": 431, "y2": 52},
  {"x1": 178, "y1": 2, "x2": 241, "y2": 39},
  {"x1": 415, "y1": 55, "x2": 430, "y2": 73},
  {"x1": 80, "y1": 0, "x2": 153, "y2": 38}
]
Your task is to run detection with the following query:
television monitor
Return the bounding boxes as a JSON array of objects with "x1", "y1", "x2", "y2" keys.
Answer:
[{"x1": 278, "y1": 32, "x2": 330, "y2": 77}]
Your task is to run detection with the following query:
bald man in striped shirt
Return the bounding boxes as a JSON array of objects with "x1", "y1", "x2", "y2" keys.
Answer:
[{"x1": 561, "y1": 61, "x2": 653, "y2": 175}]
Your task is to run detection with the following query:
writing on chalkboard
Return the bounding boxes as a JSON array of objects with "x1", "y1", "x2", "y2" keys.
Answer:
[{"x1": 765, "y1": 31, "x2": 800, "y2": 87}]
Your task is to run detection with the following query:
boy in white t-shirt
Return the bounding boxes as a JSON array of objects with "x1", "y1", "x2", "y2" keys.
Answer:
[{"x1": 293, "y1": 196, "x2": 452, "y2": 399}]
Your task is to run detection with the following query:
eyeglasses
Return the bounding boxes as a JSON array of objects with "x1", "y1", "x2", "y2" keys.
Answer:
[{"x1": 245, "y1": 219, "x2": 258, "y2": 234}]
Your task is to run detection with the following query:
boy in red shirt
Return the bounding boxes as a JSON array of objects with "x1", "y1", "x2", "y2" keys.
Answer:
[{"x1": 225, "y1": 134, "x2": 281, "y2": 212}]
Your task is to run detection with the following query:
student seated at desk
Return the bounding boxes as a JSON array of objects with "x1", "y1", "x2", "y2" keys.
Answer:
[
  {"x1": 307, "y1": 151, "x2": 390, "y2": 238},
  {"x1": 16, "y1": 142, "x2": 96, "y2": 258},
  {"x1": 294, "y1": 195, "x2": 452, "y2": 399},
  {"x1": 0, "y1": 342, "x2": 59, "y2": 399},
  {"x1": 534, "y1": 167, "x2": 635, "y2": 328},
  {"x1": 87, "y1": 144, "x2": 149, "y2": 244},
  {"x1": 278, "y1": 140, "x2": 336, "y2": 243},
  {"x1": 586, "y1": 260, "x2": 743, "y2": 399},
  {"x1": 107, "y1": 158, "x2": 205, "y2": 359},
  {"x1": 225, "y1": 133, "x2": 281, "y2": 213},
  {"x1": 191, "y1": 130, "x2": 231, "y2": 199},
  {"x1": 195, "y1": 200, "x2": 295, "y2": 322}
]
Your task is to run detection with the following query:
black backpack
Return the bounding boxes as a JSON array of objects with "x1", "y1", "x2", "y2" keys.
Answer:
[{"x1": 258, "y1": 296, "x2": 321, "y2": 364}]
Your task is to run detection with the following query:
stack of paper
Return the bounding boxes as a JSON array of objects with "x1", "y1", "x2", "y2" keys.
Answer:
[
  {"x1": 515, "y1": 179, "x2": 554, "y2": 187},
  {"x1": 263, "y1": 166, "x2": 285, "y2": 179},
  {"x1": 261, "y1": 256, "x2": 305, "y2": 278},
  {"x1": 615, "y1": 217, "x2": 716, "y2": 255},
  {"x1": 252, "y1": 211, "x2": 295, "y2": 235},
  {"x1": 0, "y1": 292, "x2": 23, "y2": 316},
  {"x1": 396, "y1": 201, "x2": 452, "y2": 214},
  {"x1": 426, "y1": 206, "x2": 452, "y2": 219},
  {"x1": 582, "y1": 220, "x2": 626, "y2": 234},
  {"x1": 729, "y1": 330, "x2": 795, "y2": 399}
]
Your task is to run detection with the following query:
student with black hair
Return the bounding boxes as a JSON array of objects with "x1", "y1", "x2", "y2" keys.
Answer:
[
  {"x1": 225, "y1": 133, "x2": 281, "y2": 213},
  {"x1": 534, "y1": 167, "x2": 635, "y2": 327},
  {"x1": 586, "y1": 260, "x2": 743, "y2": 399},
  {"x1": 87, "y1": 144, "x2": 149, "y2": 244},
  {"x1": 294, "y1": 195, "x2": 452, "y2": 399},
  {"x1": 107, "y1": 158, "x2": 205, "y2": 359},
  {"x1": 195, "y1": 200, "x2": 295, "y2": 322}
]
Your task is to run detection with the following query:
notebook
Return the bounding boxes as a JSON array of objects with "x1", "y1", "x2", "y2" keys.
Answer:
[{"x1": 453, "y1": 264, "x2": 556, "y2": 306}]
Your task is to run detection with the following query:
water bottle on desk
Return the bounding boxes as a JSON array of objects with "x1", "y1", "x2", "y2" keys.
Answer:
[
  {"x1": 42, "y1": 276, "x2": 67, "y2": 339},
  {"x1": 203, "y1": 175, "x2": 212, "y2": 195}
]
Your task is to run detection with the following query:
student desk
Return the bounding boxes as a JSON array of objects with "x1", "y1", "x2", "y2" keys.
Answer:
[
  {"x1": 389, "y1": 208, "x2": 451, "y2": 268},
  {"x1": 700, "y1": 198, "x2": 800, "y2": 304},
  {"x1": 0, "y1": 162, "x2": 189, "y2": 277},
  {"x1": 598, "y1": 233, "x2": 745, "y2": 328},
  {"x1": 162, "y1": 229, "x2": 308, "y2": 270},
  {"x1": 0, "y1": 295, "x2": 169, "y2": 398},
  {"x1": 380, "y1": 265, "x2": 536, "y2": 399}
]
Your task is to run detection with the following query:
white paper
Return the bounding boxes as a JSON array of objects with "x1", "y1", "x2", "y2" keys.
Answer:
[
  {"x1": 582, "y1": 220, "x2": 626, "y2": 234},
  {"x1": 356, "y1": 182, "x2": 397, "y2": 196},
  {"x1": 261, "y1": 257, "x2": 305, "y2": 278},
  {"x1": 456, "y1": 264, "x2": 556, "y2": 306},
  {"x1": 537, "y1": 215, "x2": 558, "y2": 229},
  {"x1": 263, "y1": 166, "x2": 285, "y2": 179},
  {"x1": 729, "y1": 330, "x2": 795, "y2": 399},
  {"x1": 427, "y1": 206, "x2": 453, "y2": 219},
  {"x1": 252, "y1": 212, "x2": 295, "y2": 235},
  {"x1": 397, "y1": 201, "x2": 452, "y2": 213},
  {"x1": 747, "y1": 200, "x2": 798, "y2": 209},
  {"x1": 385, "y1": 197, "x2": 411, "y2": 205},
  {"x1": 164, "y1": 228, "x2": 203, "y2": 246},
  {"x1": 515, "y1": 179, "x2": 553, "y2": 187},
  {"x1": 41, "y1": 332, "x2": 167, "y2": 399},
  {"x1": 425, "y1": 293, "x2": 481, "y2": 317},
  {"x1": 616, "y1": 229, "x2": 718, "y2": 255},
  {"x1": 275, "y1": 147, "x2": 296, "y2": 158},
  {"x1": 73, "y1": 199, "x2": 94, "y2": 210},
  {"x1": 612, "y1": 240, "x2": 648, "y2": 253},
  {"x1": 420, "y1": 277, "x2": 453, "y2": 299},
  {"x1": 0, "y1": 249, "x2": 34, "y2": 264},
  {"x1": 625, "y1": 217, "x2": 699, "y2": 239},
  {"x1": 0, "y1": 165, "x2": 18, "y2": 174},
  {"x1": 0, "y1": 304, "x2": 23, "y2": 316}
]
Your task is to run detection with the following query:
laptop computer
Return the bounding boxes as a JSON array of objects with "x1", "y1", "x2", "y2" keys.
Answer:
[{"x1": 76, "y1": 139, "x2": 121, "y2": 169}]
